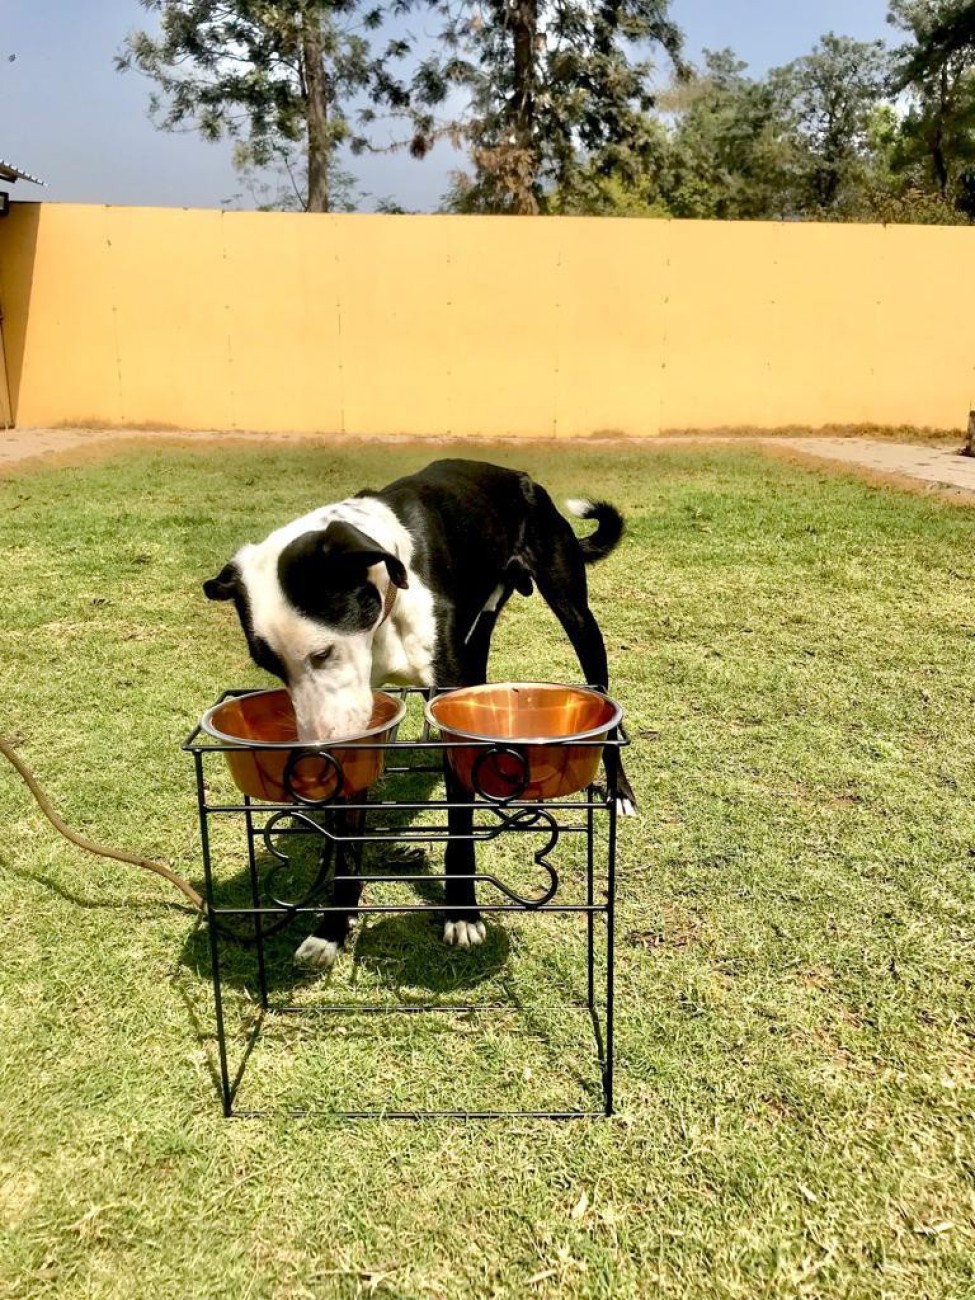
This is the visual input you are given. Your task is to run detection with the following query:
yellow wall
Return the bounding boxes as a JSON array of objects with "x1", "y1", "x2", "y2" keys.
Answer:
[{"x1": 1, "y1": 201, "x2": 972, "y2": 435}]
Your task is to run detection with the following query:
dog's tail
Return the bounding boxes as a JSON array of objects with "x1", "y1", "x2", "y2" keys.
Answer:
[{"x1": 564, "y1": 498, "x2": 625, "y2": 564}]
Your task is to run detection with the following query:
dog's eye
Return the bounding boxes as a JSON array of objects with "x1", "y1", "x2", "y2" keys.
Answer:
[{"x1": 309, "y1": 646, "x2": 334, "y2": 670}]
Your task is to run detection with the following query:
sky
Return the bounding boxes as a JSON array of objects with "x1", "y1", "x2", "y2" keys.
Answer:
[{"x1": 0, "y1": 0, "x2": 894, "y2": 213}]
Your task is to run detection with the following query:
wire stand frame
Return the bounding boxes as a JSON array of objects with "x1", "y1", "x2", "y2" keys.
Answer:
[{"x1": 183, "y1": 686, "x2": 627, "y2": 1120}]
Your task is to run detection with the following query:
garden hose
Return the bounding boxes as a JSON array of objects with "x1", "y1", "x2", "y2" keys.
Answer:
[{"x1": 0, "y1": 736, "x2": 208, "y2": 916}]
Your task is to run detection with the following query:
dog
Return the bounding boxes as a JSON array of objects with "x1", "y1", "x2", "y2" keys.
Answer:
[{"x1": 204, "y1": 458, "x2": 630, "y2": 969}]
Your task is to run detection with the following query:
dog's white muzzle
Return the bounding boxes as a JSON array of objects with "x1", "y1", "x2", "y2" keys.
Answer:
[{"x1": 289, "y1": 648, "x2": 375, "y2": 743}]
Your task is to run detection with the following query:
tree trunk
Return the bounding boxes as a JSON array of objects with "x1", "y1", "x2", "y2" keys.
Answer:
[
  {"x1": 302, "y1": 10, "x2": 330, "y2": 213},
  {"x1": 933, "y1": 64, "x2": 950, "y2": 201},
  {"x1": 511, "y1": 0, "x2": 539, "y2": 214}
]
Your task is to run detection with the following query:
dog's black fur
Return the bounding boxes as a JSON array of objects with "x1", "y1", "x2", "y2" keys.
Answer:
[{"x1": 365, "y1": 459, "x2": 621, "y2": 682}]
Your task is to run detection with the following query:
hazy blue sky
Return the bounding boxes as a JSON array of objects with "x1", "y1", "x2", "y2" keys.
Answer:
[{"x1": 1, "y1": 0, "x2": 893, "y2": 212}]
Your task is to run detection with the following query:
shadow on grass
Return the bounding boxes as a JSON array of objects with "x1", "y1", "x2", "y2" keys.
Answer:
[
  {"x1": 0, "y1": 854, "x2": 203, "y2": 920},
  {"x1": 178, "y1": 836, "x2": 512, "y2": 1000},
  {"x1": 351, "y1": 906, "x2": 510, "y2": 995}
]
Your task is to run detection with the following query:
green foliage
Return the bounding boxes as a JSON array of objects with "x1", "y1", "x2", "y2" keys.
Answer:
[
  {"x1": 772, "y1": 34, "x2": 890, "y2": 215},
  {"x1": 831, "y1": 102, "x2": 969, "y2": 223},
  {"x1": 652, "y1": 38, "x2": 891, "y2": 221},
  {"x1": 563, "y1": 16, "x2": 975, "y2": 225},
  {"x1": 117, "y1": 0, "x2": 409, "y2": 211},
  {"x1": 547, "y1": 167, "x2": 672, "y2": 218},
  {"x1": 657, "y1": 48, "x2": 796, "y2": 219},
  {"x1": 416, "y1": 0, "x2": 686, "y2": 214},
  {"x1": 115, "y1": 0, "x2": 975, "y2": 221},
  {"x1": 888, "y1": 0, "x2": 975, "y2": 209}
]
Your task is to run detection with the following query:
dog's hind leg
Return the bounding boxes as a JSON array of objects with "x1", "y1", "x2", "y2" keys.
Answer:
[
  {"x1": 527, "y1": 507, "x2": 637, "y2": 814},
  {"x1": 294, "y1": 807, "x2": 365, "y2": 970},
  {"x1": 527, "y1": 516, "x2": 610, "y2": 690}
]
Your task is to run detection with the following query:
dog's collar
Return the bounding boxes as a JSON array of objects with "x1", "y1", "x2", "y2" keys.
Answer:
[{"x1": 378, "y1": 577, "x2": 399, "y2": 627}]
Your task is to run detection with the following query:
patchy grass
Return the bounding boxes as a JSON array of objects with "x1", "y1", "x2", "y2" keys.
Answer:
[
  {"x1": 661, "y1": 423, "x2": 966, "y2": 445},
  {"x1": 1, "y1": 441, "x2": 974, "y2": 1298}
]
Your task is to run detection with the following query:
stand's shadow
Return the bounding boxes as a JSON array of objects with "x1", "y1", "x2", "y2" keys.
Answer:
[{"x1": 179, "y1": 757, "x2": 511, "y2": 998}]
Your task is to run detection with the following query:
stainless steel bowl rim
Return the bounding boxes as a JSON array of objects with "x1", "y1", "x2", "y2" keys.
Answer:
[
  {"x1": 424, "y1": 681, "x2": 623, "y2": 746},
  {"x1": 200, "y1": 688, "x2": 407, "y2": 749}
]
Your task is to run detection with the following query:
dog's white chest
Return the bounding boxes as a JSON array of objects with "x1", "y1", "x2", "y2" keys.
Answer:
[{"x1": 371, "y1": 581, "x2": 437, "y2": 688}]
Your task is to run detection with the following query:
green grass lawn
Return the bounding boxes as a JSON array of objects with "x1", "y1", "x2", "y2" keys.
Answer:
[{"x1": 1, "y1": 440, "x2": 973, "y2": 1298}]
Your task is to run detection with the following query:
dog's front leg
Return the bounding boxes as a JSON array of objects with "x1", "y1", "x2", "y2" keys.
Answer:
[
  {"x1": 294, "y1": 807, "x2": 365, "y2": 970},
  {"x1": 442, "y1": 765, "x2": 486, "y2": 949}
]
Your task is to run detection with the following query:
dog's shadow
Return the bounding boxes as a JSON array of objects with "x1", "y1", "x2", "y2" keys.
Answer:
[
  {"x1": 349, "y1": 888, "x2": 510, "y2": 995},
  {"x1": 179, "y1": 759, "x2": 511, "y2": 999},
  {"x1": 180, "y1": 848, "x2": 510, "y2": 999}
]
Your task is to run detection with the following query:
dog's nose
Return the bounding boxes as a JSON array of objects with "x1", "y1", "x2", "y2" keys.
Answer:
[
  {"x1": 294, "y1": 701, "x2": 373, "y2": 744},
  {"x1": 289, "y1": 672, "x2": 374, "y2": 745},
  {"x1": 297, "y1": 714, "x2": 347, "y2": 744}
]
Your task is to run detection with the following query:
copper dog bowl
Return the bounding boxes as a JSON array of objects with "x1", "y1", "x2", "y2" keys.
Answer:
[
  {"x1": 425, "y1": 683, "x2": 622, "y2": 801},
  {"x1": 200, "y1": 689, "x2": 405, "y2": 803}
]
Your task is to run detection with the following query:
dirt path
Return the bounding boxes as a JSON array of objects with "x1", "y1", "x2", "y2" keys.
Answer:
[
  {"x1": 2, "y1": 425, "x2": 974, "y2": 499},
  {"x1": 768, "y1": 436, "x2": 975, "y2": 496}
]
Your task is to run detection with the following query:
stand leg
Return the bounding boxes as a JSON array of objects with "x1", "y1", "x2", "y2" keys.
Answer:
[
  {"x1": 244, "y1": 797, "x2": 269, "y2": 1011},
  {"x1": 195, "y1": 752, "x2": 233, "y2": 1117},
  {"x1": 604, "y1": 792, "x2": 618, "y2": 1117},
  {"x1": 586, "y1": 799, "x2": 595, "y2": 1011}
]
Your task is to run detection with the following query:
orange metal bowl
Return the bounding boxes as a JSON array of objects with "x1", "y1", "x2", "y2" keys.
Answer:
[
  {"x1": 200, "y1": 689, "x2": 405, "y2": 803},
  {"x1": 425, "y1": 683, "x2": 622, "y2": 801}
]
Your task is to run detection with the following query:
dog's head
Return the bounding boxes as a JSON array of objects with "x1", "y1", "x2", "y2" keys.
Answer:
[{"x1": 205, "y1": 519, "x2": 408, "y2": 741}]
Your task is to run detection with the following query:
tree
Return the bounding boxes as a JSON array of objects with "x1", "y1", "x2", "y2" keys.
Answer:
[
  {"x1": 540, "y1": 16, "x2": 975, "y2": 225},
  {"x1": 414, "y1": 0, "x2": 686, "y2": 214},
  {"x1": 554, "y1": 39, "x2": 889, "y2": 223},
  {"x1": 888, "y1": 0, "x2": 975, "y2": 207},
  {"x1": 889, "y1": 0, "x2": 975, "y2": 90},
  {"x1": 544, "y1": 116, "x2": 673, "y2": 216},
  {"x1": 771, "y1": 34, "x2": 889, "y2": 215},
  {"x1": 227, "y1": 138, "x2": 363, "y2": 210},
  {"x1": 658, "y1": 48, "x2": 796, "y2": 219},
  {"x1": 117, "y1": 0, "x2": 410, "y2": 212}
]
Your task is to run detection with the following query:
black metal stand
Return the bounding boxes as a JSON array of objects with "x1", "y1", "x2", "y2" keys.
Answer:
[{"x1": 183, "y1": 687, "x2": 627, "y2": 1119}]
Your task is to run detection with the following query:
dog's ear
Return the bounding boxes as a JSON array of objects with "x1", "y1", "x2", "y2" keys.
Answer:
[
  {"x1": 203, "y1": 562, "x2": 239, "y2": 602},
  {"x1": 322, "y1": 520, "x2": 409, "y2": 590}
]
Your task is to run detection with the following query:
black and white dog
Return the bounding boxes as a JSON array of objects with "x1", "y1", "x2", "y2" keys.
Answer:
[{"x1": 204, "y1": 458, "x2": 629, "y2": 969}]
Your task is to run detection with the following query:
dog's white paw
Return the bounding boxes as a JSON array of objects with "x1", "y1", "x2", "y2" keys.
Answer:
[
  {"x1": 443, "y1": 919, "x2": 487, "y2": 949},
  {"x1": 293, "y1": 935, "x2": 340, "y2": 970},
  {"x1": 616, "y1": 795, "x2": 637, "y2": 818}
]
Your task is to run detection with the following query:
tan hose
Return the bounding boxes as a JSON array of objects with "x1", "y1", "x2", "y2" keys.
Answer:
[{"x1": 0, "y1": 737, "x2": 207, "y2": 915}]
